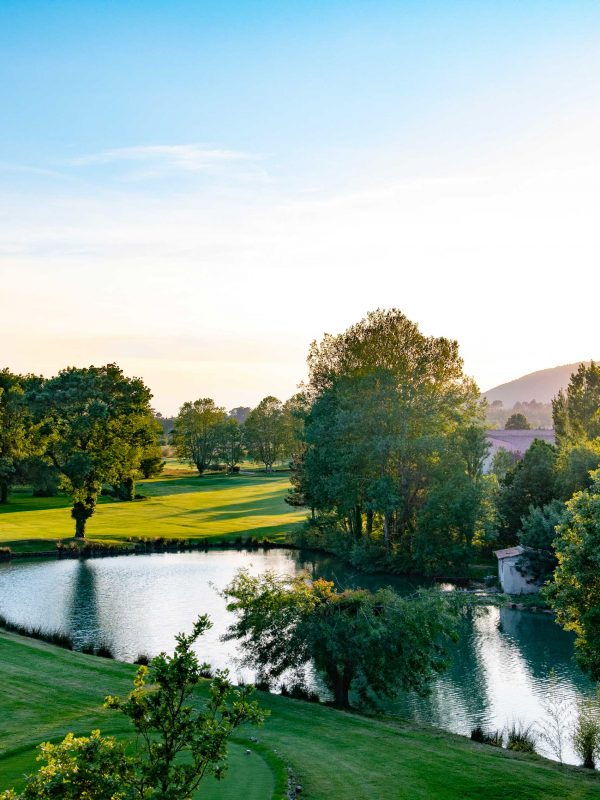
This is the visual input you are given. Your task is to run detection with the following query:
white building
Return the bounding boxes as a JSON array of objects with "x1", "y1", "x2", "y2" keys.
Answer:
[{"x1": 494, "y1": 546, "x2": 539, "y2": 595}]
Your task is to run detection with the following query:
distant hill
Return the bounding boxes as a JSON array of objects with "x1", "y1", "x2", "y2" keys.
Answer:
[{"x1": 483, "y1": 361, "x2": 594, "y2": 407}]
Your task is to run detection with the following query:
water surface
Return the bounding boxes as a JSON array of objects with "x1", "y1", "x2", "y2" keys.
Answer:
[{"x1": 0, "y1": 549, "x2": 593, "y2": 764}]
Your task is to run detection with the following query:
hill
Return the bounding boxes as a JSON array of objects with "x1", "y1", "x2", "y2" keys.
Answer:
[
  {"x1": 1, "y1": 630, "x2": 599, "y2": 799},
  {"x1": 483, "y1": 361, "x2": 595, "y2": 407}
]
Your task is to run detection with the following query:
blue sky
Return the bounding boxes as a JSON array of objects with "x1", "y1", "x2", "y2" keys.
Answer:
[{"x1": 2, "y1": 1, "x2": 600, "y2": 412}]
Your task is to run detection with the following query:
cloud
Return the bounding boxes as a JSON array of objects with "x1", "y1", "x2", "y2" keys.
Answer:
[{"x1": 69, "y1": 143, "x2": 259, "y2": 175}]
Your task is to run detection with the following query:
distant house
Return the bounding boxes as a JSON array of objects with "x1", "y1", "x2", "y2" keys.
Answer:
[
  {"x1": 484, "y1": 429, "x2": 555, "y2": 472},
  {"x1": 494, "y1": 546, "x2": 538, "y2": 594}
]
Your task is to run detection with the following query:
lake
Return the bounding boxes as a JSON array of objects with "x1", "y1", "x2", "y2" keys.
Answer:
[{"x1": 0, "y1": 549, "x2": 593, "y2": 764}]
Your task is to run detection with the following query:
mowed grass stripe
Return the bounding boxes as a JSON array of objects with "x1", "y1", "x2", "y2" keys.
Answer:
[{"x1": 0, "y1": 473, "x2": 305, "y2": 549}]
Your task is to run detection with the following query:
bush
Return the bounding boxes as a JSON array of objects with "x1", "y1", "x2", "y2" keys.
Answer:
[
  {"x1": 0, "y1": 547, "x2": 11, "y2": 562},
  {"x1": 279, "y1": 681, "x2": 320, "y2": 703},
  {"x1": 573, "y1": 698, "x2": 600, "y2": 769},
  {"x1": 470, "y1": 726, "x2": 503, "y2": 747},
  {"x1": 506, "y1": 723, "x2": 537, "y2": 754},
  {"x1": 134, "y1": 653, "x2": 151, "y2": 666},
  {"x1": 0, "y1": 614, "x2": 73, "y2": 650}
]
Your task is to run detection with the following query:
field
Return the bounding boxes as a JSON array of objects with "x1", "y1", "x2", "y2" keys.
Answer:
[
  {"x1": 0, "y1": 467, "x2": 305, "y2": 553},
  {"x1": 1, "y1": 631, "x2": 599, "y2": 800}
]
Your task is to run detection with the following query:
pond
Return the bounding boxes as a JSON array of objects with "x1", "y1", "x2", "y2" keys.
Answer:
[{"x1": 0, "y1": 549, "x2": 593, "y2": 764}]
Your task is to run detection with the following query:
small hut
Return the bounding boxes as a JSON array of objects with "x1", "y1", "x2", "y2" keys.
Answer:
[{"x1": 494, "y1": 546, "x2": 538, "y2": 594}]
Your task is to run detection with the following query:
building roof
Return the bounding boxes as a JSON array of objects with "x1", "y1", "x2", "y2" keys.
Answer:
[
  {"x1": 486, "y1": 429, "x2": 555, "y2": 457},
  {"x1": 494, "y1": 546, "x2": 525, "y2": 560}
]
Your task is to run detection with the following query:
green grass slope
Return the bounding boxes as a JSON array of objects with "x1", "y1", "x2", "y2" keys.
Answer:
[
  {"x1": 1, "y1": 631, "x2": 599, "y2": 800},
  {"x1": 0, "y1": 472, "x2": 304, "y2": 553}
]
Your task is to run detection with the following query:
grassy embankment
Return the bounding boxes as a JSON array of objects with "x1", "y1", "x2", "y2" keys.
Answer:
[
  {"x1": 1, "y1": 632, "x2": 599, "y2": 800},
  {"x1": 0, "y1": 464, "x2": 305, "y2": 554}
]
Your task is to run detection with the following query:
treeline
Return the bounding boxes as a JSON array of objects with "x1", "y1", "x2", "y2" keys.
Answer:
[
  {"x1": 485, "y1": 399, "x2": 553, "y2": 429},
  {"x1": 0, "y1": 365, "x2": 163, "y2": 537},
  {"x1": 171, "y1": 396, "x2": 303, "y2": 474}
]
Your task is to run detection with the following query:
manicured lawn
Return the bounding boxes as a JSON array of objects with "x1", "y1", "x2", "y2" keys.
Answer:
[
  {"x1": 0, "y1": 472, "x2": 305, "y2": 553},
  {"x1": 1, "y1": 632, "x2": 599, "y2": 800}
]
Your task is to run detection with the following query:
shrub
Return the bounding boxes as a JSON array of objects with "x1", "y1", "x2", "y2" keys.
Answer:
[
  {"x1": 134, "y1": 653, "x2": 151, "y2": 666},
  {"x1": 0, "y1": 614, "x2": 73, "y2": 650},
  {"x1": 506, "y1": 723, "x2": 537, "y2": 754},
  {"x1": 470, "y1": 726, "x2": 503, "y2": 747},
  {"x1": 573, "y1": 698, "x2": 600, "y2": 769},
  {"x1": 0, "y1": 547, "x2": 11, "y2": 562},
  {"x1": 95, "y1": 644, "x2": 115, "y2": 659}
]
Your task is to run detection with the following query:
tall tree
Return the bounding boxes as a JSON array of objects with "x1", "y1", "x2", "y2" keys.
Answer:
[
  {"x1": 173, "y1": 398, "x2": 226, "y2": 474},
  {"x1": 496, "y1": 439, "x2": 558, "y2": 545},
  {"x1": 294, "y1": 309, "x2": 485, "y2": 569},
  {"x1": 0, "y1": 370, "x2": 36, "y2": 503},
  {"x1": 217, "y1": 417, "x2": 244, "y2": 472},
  {"x1": 553, "y1": 362, "x2": 600, "y2": 444},
  {"x1": 244, "y1": 396, "x2": 288, "y2": 472},
  {"x1": 547, "y1": 473, "x2": 600, "y2": 679},
  {"x1": 30, "y1": 364, "x2": 154, "y2": 538}
]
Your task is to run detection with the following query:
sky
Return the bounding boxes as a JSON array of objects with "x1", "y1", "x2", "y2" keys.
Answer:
[{"x1": 1, "y1": 1, "x2": 600, "y2": 415}]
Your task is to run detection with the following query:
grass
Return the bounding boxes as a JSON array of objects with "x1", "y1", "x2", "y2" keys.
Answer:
[
  {"x1": 1, "y1": 631, "x2": 599, "y2": 799},
  {"x1": 0, "y1": 471, "x2": 305, "y2": 554}
]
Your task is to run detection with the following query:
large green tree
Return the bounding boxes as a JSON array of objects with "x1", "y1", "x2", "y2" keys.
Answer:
[
  {"x1": 0, "y1": 369, "x2": 36, "y2": 503},
  {"x1": 217, "y1": 416, "x2": 244, "y2": 471},
  {"x1": 496, "y1": 439, "x2": 558, "y2": 545},
  {"x1": 291, "y1": 310, "x2": 486, "y2": 571},
  {"x1": 224, "y1": 570, "x2": 460, "y2": 709},
  {"x1": 553, "y1": 362, "x2": 600, "y2": 444},
  {"x1": 30, "y1": 364, "x2": 154, "y2": 538},
  {"x1": 244, "y1": 396, "x2": 288, "y2": 472},
  {"x1": 547, "y1": 473, "x2": 600, "y2": 679},
  {"x1": 173, "y1": 398, "x2": 226, "y2": 474}
]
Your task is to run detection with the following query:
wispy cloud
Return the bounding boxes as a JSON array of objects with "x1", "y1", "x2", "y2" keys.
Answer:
[{"x1": 69, "y1": 144, "x2": 259, "y2": 175}]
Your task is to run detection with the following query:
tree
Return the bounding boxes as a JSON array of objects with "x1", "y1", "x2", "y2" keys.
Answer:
[
  {"x1": 224, "y1": 570, "x2": 460, "y2": 709},
  {"x1": 505, "y1": 413, "x2": 531, "y2": 430},
  {"x1": 496, "y1": 439, "x2": 557, "y2": 544},
  {"x1": 2, "y1": 616, "x2": 265, "y2": 800},
  {"x1": 217, "y1": 417, "x2": 244, "y2": 471},
  {"x1": 0, "y1": 370, "x2": 36, "y2": 503},
  {"x1": 244, "y1": 396, "x2": 288, "y2": 472},
  {"x1": 517, "y1": 499, "x2": 564, "y2": 583},
  {"x1": 173, "y1": 398, "x2": 226, "y2": 474},
  {"x1": 490, "y1": 447, "x2": 520, "y2": 480},
  {"x1": 547, "y1": 473, "x2": 600, "y2": 679},
  {"x1": 293, "y1": 309, "x2": 485, "y2": 569},
  {"x1": 112, "y1": 413, "x2": 164, "y2": 500},
  {"x1": 30, "y1": 364, "x2": 154, "y2": 538},
  {"x1": 553, "y1": 362, "x2": 600, "y2": 444},
  {"x1": 228, "y1": 406, "x2": 251, "y2": 424},
  {"x1": 105, "y1": 615, "x2": 265, "y2": 799}
]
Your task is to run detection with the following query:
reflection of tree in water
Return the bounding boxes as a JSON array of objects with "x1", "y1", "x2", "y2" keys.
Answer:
[
  {"x1": 498, "y1": 608, "x2": 592, "y2": 693},
  {"x1": 66, "y1": 560, "x2": 104, "y2": 651},
  {"x1": 388, "y1": 610, "x2": 490, "y2": 731}
]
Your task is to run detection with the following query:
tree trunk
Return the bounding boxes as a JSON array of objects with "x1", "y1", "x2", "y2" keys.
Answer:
[
  {"x1": 383, "y1": 512, "x2": 391, "y2": 552},
  {"x1": 329, "y1": 667, "x2": 352, "y2": 709},
  {"x1": 366, "y1": 509, "x2": 373, "y2": 536},
  {"x1": 354, "y1": 505, "x2": 363, "y2": 538},
  {"x1": 0, "y1": 481, "x2": 8, "y2": 504},
  {"x1": 71, "y1": 497, "x2": 96, "y2": 539}
]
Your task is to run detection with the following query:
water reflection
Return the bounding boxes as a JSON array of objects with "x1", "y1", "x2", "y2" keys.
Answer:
[{"x1": 0, "y1": 550, "x2": 594, "y2": 764}]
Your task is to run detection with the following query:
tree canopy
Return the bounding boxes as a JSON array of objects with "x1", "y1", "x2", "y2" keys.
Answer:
[
  {"x1": 224, "y1": 569, "x2": 460, "y2": 709},
  {"x1": 30, "y1": 364, "x2": 154, "y2": 538},
  {"x1": 291, "y1": 309, "x2": 488, "y2": 574},
  {"x1": 173, "y1": 398, "x2": 227, "y2": 474},
  {"x1": 547, "y1": 473, "x2": 600, "y2": 679},
  {"x1": 505, "y1": 413, "x2": 531, "y2": 430}
]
